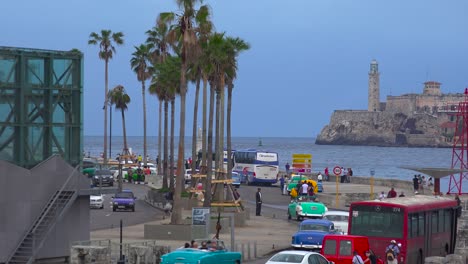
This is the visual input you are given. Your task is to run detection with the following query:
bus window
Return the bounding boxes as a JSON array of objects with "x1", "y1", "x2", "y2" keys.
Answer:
[
  {"x1": 438, "y1": 210, "x2": 445, "y2": 232},
  {"x1": 351, "y1": 209, "x2": 403, "y2": 238},
  {"x1": 444, "y1": 209, "x2": 451, "y2": 232},
  {"x1": 418, "y1": 213, "x2": 425, "y2": 236},
  {"x1": 323, "y1": 239, "x2": 337, "y2": 255},
  {"x1": 431, "y1": 211, "x2": 438, "y2": 233},
  {"x1": 410, "y1": 214, "x2": 418, "y2": 238}
]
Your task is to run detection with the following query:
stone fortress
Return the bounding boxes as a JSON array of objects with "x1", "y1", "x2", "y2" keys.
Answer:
[{"x1": 316, "y1": 60, "x2": 465, "y2": 147}]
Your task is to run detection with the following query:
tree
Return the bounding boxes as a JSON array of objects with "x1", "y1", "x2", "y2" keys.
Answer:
[
  {"x1": 130, "y1": 44, "x2": 151, "y2": 166},
  {"x1": 147, "y1": 16, "x2": 172, "y2": 174},
  {"x1": 160, "y1": 0, "x2": 211, "y2": 225},
  {"x1": 108, "y1": 85, "x2": 131, "y2": 158},
  {"x1": 88, "y1": 29, "x2": 124, "y2": 164}
]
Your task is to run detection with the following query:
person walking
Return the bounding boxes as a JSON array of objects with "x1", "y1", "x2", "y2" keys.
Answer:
[
  {"x1": 385, "y1": 240, "x2": 400, "y2": 264},
  {"x1": 279, "y1": 175, "x2": 285, "y2": 195},
  {"x1": 324, "y1": 167, "x2": 329, "y2": 181},
  {"x1": 363, "y1": 250, "x2": 377, "y2": 264},
  {"x1": 285, "y1": 163, "x2": 290, "y2": 175},
  {"x1": 352, "y1": 250, "x2": 364, "y2": 264},
  {"x1": 412, "y1": 175, "x2": 419, "y2": 193},
  {"x1": 255, "y1": 188, "x2": 262, "y2": 216}
]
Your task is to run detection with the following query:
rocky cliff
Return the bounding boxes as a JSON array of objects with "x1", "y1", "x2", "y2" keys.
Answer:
[{"x1": 315, "y1": 110, "x2": 448, "y2": 147}]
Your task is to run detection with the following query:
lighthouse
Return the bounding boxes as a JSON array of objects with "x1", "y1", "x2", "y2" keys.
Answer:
[{"x1": 368, "y1": 59, "x2": 380, "y2": 112}]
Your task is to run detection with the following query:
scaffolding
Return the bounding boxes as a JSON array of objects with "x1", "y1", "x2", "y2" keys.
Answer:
[
  {"x1": 449, "y1": 88, "x2": 468, "y2": 194},
  {"x1": 0, "y1": 46, "x2": 83, "y2": 168}
]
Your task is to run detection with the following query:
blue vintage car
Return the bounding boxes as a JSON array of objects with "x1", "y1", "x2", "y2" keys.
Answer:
[
  {"x1": 160, "y1": 240, "x2": 242, "y2": 264},
  {"x1": 291, "y1": 219, "x2": 337, "y2": 250}
]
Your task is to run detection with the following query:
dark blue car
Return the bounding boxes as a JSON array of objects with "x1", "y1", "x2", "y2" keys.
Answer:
[
  {"x1": 291, "y1": 219, "x2": 337, "y2": 250},
  {"x1": 112, "y1": 190, "x2": 136, "y2": 212}
]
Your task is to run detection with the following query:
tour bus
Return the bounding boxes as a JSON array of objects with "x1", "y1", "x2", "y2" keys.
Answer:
[
  {"x1": 233, "y1": 149, "x2": 279, "y2": 185},
  {"x1": 348, "y1": 196, "x2": 459, "y2": 264}
]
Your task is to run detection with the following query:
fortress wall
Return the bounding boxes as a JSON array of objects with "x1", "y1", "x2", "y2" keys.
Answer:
[
  {"x1": 331, "y1": 110, "x2": 382, "y2": 123},
  {"x1": 386, "y1": 96, "x2": 416, "y2": 114},
  {"x1": 406, "y1": 134, "x2": 441, "y2": 147}
]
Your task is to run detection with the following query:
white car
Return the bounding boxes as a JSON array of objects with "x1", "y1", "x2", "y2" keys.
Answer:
[
  {"x1": 90, "y1": 194, "x2": 104, "y2": 209},
  {"x1": 184, "y1": 169, "x2": 200, "y2": 183},
  {"x1": 323, "y1": 210, "x2": 349, "y2": 234},
  {"x1": 266, "y1": 250, "x2": 334, "y2": 264}
]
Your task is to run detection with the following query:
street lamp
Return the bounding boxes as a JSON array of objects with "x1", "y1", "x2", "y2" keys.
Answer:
[{"x1": 104, "y1": 95, "x2": 113, "y2": 161}]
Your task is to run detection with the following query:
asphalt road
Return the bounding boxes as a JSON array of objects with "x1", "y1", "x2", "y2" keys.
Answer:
[{"x1": 90, "y1": 183, "x2": 165, "y2": 231}]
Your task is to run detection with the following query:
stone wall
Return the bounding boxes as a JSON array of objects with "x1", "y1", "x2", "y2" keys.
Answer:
[{"x1": 455, "y1": 198, "x2": 468, "y2": 258}]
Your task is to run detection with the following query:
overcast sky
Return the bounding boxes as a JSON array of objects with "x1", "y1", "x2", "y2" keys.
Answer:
[{"x1": 2, "y1": 0, "x2": 468, "y2": 137}]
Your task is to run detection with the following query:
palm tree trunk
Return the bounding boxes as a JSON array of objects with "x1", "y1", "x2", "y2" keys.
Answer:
[
  {"x1": 103, "y1": 59, "x2": 109, "y2": 164},
  {"x1": 169, "y1": 98, "x2": 175, "y2": 190},
  {"x1": 163, "y1": 100, "x2": 169, "y2": 189},
  {"x1": 142, "y1": 80, "x2": 147, "y2": 165},
  {"x1": 158, "y1": 99, "x2": 162, "y2": 174},
  {"x1": 171, "y1": 60, "x2": 187, "y2": 225},
  {"x1": 191, "y1": 77, "x2": 200, "y2": 177},
  {"x1": 121, "y1": 109, "x2": 128, "y2": 156},
  {"x1": 214, "y1": 89, "x2": 220, "y2": 172},
  {"x1": 202, "y1": 75, "x2": 208, "y2": 167},
  {"x1": 204, "y1": 82, "x2": 215, "y2": 207},
  {"x1": 227, "y1": 83, "x2": 233, "y2": 178},
  {"x1": 220, "y1": 73, "x2": 225, "y2": 173}
]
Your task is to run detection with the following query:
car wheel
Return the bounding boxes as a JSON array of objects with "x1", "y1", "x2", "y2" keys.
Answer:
[
  {"x1": 132, "y1": 206, "x2": 135, "y2": 212},
  {"x1": 110, "y1": 182, "x2": 114, "y2": 187},
  {"x1": 113, "y1": 207, "x2": 116, "y2": 212},
  {"x1": 296, "y1": 212, "x2": 301, "y2": 221},
  {"x1": 287, "y1": 211, "x2": 291, "y2": 220}
]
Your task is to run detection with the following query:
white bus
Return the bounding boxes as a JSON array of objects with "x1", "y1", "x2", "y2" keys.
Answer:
[{"x1": 233, "y1": 149, "x2": 279, "y2": 186}]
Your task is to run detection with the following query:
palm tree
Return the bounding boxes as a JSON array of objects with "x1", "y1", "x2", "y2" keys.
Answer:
[
  {"x1": 88, "y1": 30, "x2": 124, "y2": 164},
  {"x1": 146, "y1": 15, "x2": 172, "y2": 174},
  {"x1": 160, "y1": 0, "x2": 211, "y2": 225},
  {"x1": 130, "y1": 44, "x2": 151, "y2": 166},
  {"x1": 108, "y1": 85, "x2": 131, "y2": 159}
]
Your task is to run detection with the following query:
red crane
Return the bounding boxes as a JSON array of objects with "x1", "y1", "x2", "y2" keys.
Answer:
[{"x1": 449, "y1": 88, "x2": 468, "y2": 194}]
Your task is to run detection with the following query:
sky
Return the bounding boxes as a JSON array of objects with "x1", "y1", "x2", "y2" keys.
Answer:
[{"x1": 2, "y1": 0, "x2": 468, "y2": 137}]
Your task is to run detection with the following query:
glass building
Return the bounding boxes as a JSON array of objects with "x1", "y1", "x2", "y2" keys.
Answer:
[{"x1": 0, "y1": 46, "x2": 83, "y2": 168}]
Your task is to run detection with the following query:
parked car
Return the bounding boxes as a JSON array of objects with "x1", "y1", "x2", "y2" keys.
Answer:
[
  {"x1": 184, "y1": 168, "x2": 200, "y2": 183},
  {"x1": 323, "y1": 211, "x2": 349, "y2": 234},
  {"x1": 321, "y1": 235, "x2": 382, "y2": 264},
  {"x1": 291, "y1": 219, "x2": 337, "y2": 250},
  {"x1": 92, "y1": 170, "x2": 114, "y2": 187},
  {"x1": 160, "y1": 240, "x2": 241, "y2": 264},
  {"x1": 90, "y1": 194, "x2": 104, "y2": 209},
  {"x1": 231, "y1": 172, "x2": 241, "y2": 188},
  {"x1": 266, "y1": 250, "x2": 334, "y2": 264},
  {"x1": 288, "y1": 197, "x2": 328, "y2": 221},
  {"x1": 83, "y1": 158, "x2": 97, "y2": 177},
  {"x1": 112, "y1": 190, "x2": 136, "y2": 212}
]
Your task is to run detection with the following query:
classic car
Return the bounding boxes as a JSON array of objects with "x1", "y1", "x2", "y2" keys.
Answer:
[
  {"x1": 266, "y1": 250, "x2": 334, "y2": 264},
  {"x1": 291, "y1": 219, "x2": 337, "y2": 250},
  {"x1": 160, "y1": 240, "x2": 242, "y2": 264},
  {"x1": 90, "y1": 194, "x2": 104, "y2": 209},
  {"x1": 288, "y1": 197, "x2": 328, "y2": 221},
  {"x1": 287, "y1": 175, "x2": 318, "y2": 195},
  {"x1": 112, "y1": 190, "x2": 136, "y2": 212},
  {"x1": 323, "y1": 211, "x2": 349, "y2": 235}
]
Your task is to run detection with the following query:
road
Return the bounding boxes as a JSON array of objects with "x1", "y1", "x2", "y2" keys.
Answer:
[{"x1": 90, "y1": 183, "x2": 165, "y2": 231}]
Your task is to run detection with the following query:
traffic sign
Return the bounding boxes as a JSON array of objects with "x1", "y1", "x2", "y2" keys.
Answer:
[
  {"x1": 292, "y1": 154, "x2": 312, "y2": 159},
  {"x1": 333, "y1": 166, "x2": 342, "y2": 176}
]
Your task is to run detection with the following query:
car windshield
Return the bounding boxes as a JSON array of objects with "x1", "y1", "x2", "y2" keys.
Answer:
[
  {"x1": 300, "y1": 223, "x2": 329, "y2": 232},
  {"x1": 95, "y1": 170, "x2": 112, "y2": 175},
  {"x1": 115, "y1": 192, "x2": 134, "y2": 198},
  {"x1": 326, "y1": 215, "x2": 348, "y2": 222},
  {"x1": 270, "y1": 253, "x2": 305, "y2": 263}
]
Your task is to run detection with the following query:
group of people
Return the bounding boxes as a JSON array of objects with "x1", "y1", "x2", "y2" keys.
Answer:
[
  {"x1": 378, "y1": 187, "x2": 405, "y2": 200},
  {"x1": 126, "y1": 165, "x2": 150, "y2": 183},
  {"x1": 182, "y1": 239, "x2": 223, "y2": 251},
  {"x1": 352, "y1": 240, "x2": 400, "y2": 264},
  {"x1": 412, "y1": 174, "x2": 433, "y2": 194}
]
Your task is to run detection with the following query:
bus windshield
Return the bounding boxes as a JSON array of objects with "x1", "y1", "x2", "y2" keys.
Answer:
[{"x1": 350, "y1": 205, "x2": 404, "y2": 238}]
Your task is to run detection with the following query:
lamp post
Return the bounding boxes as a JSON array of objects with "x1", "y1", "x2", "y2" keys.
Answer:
[
  {"x1": 109, "y1": 103, "x2": 112, "y2": 160},
  {"x1": 370, "y1": 168, "x2": 375, "y2": 200}
]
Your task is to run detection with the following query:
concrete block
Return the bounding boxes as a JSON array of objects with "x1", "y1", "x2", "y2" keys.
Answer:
[
  {"x1": 444, "y1": 254, "x2": 465, "y2": 264},
  {"x1": 424, "y1": 256, "x2": 445, "y2": 264},
  {"x1": 70, "y1": 245, "x2": 110, "y2": 264}
]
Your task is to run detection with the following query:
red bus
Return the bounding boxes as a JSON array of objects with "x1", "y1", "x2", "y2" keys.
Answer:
[{"x1": 348, "y1": 196, "x2": 458, "y2": 264}]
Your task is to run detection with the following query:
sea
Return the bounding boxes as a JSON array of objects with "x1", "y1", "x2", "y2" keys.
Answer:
[{"x1": 83, "y1": 136, "x2": 467, "y2": 193}]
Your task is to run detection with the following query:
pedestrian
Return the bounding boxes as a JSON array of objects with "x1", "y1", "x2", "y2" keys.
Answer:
[
  {"x1": 300, "y1": 181, "x2": 309, "y2": 196},
  {"x1": 352, "y1": 250, "x2": 364, "y2": 264},
  {"x1": 233, "y1": 188, "x2": 240, "y2": 201},
  {"x1": 363, "y1": 250, "x2": 377, "y2": 264},
  {"x1": 279, "y1": 175, "x2": 285, "y2": 195},
  {"x1": 137, "y1": 154, "x2": 142, "y2": 163},
  {"x1": 283, "y1": 175, "x2": 288, "y2": 195},
  {"x1": 285, "y1": 162, "x2": 290, "y2": 175},
  {"x1": 191, "y1": 240, "x2": 199, "y2": 249},
  {"x1": 317, "y1": 172, "x2": 323, "y2": 182},
  {"x1": 385, "y1": 240, "x2": 400, "y2": 264},
  {"x1": 399, "y1": 191, "x2": 405, "y2": 197},
  {"x1": 387, "y1": 187, "x2": 397, "y2": 198},
  {"x1": 413, "y1": 175, "x2": 419, "y2": 193},
  {"x1": 324, "y1": 167, "x2": 329, "y2": 181},
  {"x1": 347, "y1": 168, "x2": 353, "y2": 183},
  {"x1": 455, "y1": 194, "x2": 462, "y2": 218},
  {"x1": 255, "y1": 188, "x2": 262, "y2": 216},
  {"x1": 379, "y1": 191, "x2": 385, "y2": 200},
  {"x1": 419, "y1": 175, "x2": 425, "y2": 194}
]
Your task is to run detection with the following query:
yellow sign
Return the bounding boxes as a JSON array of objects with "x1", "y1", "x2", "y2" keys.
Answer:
[
  {"x1": 292, "y1": 154, "x2": 312, "y2": 159},
  {"x1": 292, "y1": 158, "x2": 312, "y2": 164}
]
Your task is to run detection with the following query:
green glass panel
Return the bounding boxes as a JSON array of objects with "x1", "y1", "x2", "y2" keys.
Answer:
[
  {"x1": 0, "y1": 126, "x2": 14, "y2": 161},
  {"x1": 0, "y1": 58, "x2": 16, "y2": 84},
  {"x1": 53, "y1": 59, "x2": 73, "y2": 86},
  {"x1": 27, "y1": 58, "x2": 44, "y2": 86}
]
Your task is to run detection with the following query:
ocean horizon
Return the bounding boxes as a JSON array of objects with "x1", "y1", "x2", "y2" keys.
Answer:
[{"x1": 84, "y1": 135, "x2": 466, "y2": 193}]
